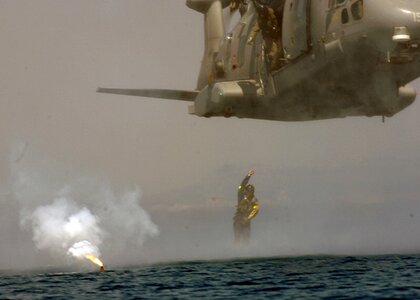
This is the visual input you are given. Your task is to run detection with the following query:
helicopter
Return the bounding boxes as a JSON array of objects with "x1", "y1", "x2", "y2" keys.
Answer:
[{"x1": 98, "y1": 0, "x2": 420, "y2": 122}]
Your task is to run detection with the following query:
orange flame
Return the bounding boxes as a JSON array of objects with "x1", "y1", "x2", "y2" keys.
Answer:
[{"x1": 85, "y1": 254, "x2": 104, "y2": 267}]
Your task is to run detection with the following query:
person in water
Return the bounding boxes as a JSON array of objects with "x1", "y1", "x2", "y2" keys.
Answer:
[{"x1": 233, "y1": 169, "x2": 260, "y2": 243}]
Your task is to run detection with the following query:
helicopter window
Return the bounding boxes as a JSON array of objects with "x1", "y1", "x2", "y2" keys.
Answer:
[
  {"x1": 351, "y1": 0, "x2": 363, "y2": 20},
  {"x1": 341, "y1": 8, "x2": 349, "y2": 24}
]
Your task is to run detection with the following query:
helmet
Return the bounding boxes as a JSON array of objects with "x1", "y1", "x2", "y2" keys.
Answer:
[{"x1": 245, "y1": 184, "x2": 255, "y2": 194}]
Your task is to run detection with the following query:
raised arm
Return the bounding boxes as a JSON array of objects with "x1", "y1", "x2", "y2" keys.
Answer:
[{"x1": 237, "y1": 169, "x2": 254, "y2": 202}]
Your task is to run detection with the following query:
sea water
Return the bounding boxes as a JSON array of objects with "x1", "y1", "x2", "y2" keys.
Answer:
[{"x1": 1, "y1": 255, "x2": 419, "y2": 299}]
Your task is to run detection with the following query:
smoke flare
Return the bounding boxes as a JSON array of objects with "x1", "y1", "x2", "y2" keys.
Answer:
[
  {"x1": 86, "y1": 255, "x2": 104, "y2": 267},
  {"x1": 12, "y1": 156, "x2": 159, "y2": 268},
  {"x1": 68, "y1": 240, "x2": 104, "y2": 267}
]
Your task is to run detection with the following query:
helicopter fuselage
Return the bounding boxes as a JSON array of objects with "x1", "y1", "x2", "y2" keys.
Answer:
[
  {"x1": 98, "y1": 0, "x2": 420, "y2": 122},
  {"x1": 191, "y1": 0, "x2": 420, "y2": 121}
]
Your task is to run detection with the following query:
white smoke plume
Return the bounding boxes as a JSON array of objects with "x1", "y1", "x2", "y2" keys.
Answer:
[
  {"x1": 29, "y1": 196, "x2": 103, "y2": 257},
  {"x1": 68, "y1": 240, "x2": 100, "y2": 259},
  {"x1": 91, "y1": 187, "x2": 160, "y2": 249},
  {"x1": 11, "y1": 153, "x2": 159, "y2": 268}
]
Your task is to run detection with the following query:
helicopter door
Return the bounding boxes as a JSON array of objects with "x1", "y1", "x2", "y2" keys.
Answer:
[{"x1": 282, "y1": 0, "x2": 310, "y2": 60}]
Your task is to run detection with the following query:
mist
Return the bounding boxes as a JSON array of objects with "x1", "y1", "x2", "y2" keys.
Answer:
[{"x1": 1, "y1": 0, "x2": 420, "y2": 271}]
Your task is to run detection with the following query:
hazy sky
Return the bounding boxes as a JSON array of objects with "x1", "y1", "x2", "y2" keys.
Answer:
[{"x1": 1, "y1": 0, "x2": 420, "y2": 271}]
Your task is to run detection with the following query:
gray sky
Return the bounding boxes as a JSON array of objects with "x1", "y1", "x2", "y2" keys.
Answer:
[{"x1": 1, "y1": 0, "x2": 420, "y2": 270}]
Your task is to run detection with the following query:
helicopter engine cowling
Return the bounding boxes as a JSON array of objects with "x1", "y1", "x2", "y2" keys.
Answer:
[{"x1": 190, "y1": 81, "x2": 260, "y2": 117}]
